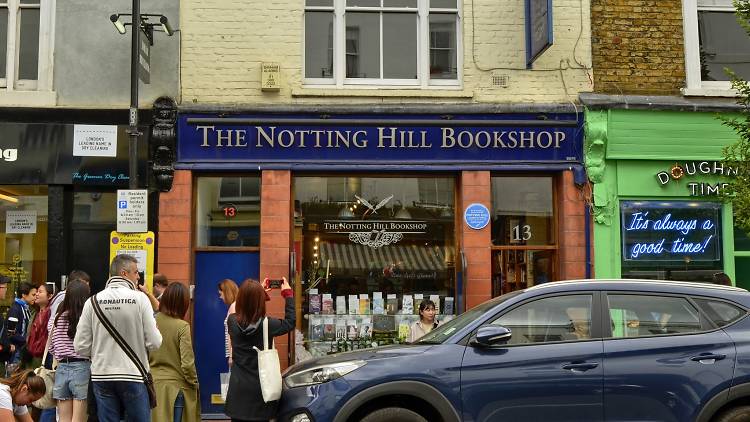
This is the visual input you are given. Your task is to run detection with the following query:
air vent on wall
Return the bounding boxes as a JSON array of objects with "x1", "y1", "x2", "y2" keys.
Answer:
[{"x1": 491, "y1": 74, "x2": 509, "y2": 88}]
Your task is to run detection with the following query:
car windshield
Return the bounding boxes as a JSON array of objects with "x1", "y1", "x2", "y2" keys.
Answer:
[{"x1": 415, "y1": 291, "x2": 522, "y2": 344}]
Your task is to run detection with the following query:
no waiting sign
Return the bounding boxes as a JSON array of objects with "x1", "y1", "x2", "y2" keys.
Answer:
[{"x1": 117, "y1": 189, "x2": 148, "y2": 233}]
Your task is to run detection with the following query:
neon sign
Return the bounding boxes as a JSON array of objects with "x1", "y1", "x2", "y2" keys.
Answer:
[{"x1": 621, "y1": 201, "x2": 721, "y2": 262}]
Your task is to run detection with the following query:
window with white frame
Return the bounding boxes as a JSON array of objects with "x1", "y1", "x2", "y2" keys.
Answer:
[
  {"x1": 304, "y1": 0, "x2": 460, "y2": 86},
  {"x1": 683, "y1": 0, "x2": 750, "y2": 93},
  {"x1": 0, "y1": 0, "x2": 53, "y2": 91}
]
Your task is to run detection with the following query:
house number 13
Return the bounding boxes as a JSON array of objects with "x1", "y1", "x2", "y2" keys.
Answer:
[{"x1": 512, "y1": 224, "x2": 532, "y2": 241}]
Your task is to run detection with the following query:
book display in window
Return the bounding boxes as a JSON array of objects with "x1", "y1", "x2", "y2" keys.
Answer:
[
  {"x1": 348, "y1": 295, "x2": 358, "y2": 315},
  {"x1": 323, "y1": 316, "x2": 335, "y2": 340},
  {"x1": 322, "y1": 294, "x2": 333, "y2": 315},
  {"x1": 386, "y1": 294, "x2": 398, "y2": 315},
  {"x1": 309, "y1": 289, "x2": 321, "y2": 314},
  {"x1": 358, "y1": 294, "x2": 370, "y2": 314},
  {"x1": 402, "y1": 295, "x2": 414, "y2": 315},
  {"x1": 336, "y1": 296, "x2": 347, "y2": 315},
  {"x1": 372, "y1": 292, "x2": 385, "y2": 315}
]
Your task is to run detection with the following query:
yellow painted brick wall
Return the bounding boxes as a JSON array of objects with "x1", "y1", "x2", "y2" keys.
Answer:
[{"x1": 181, "y1": 0, "x2": 592, "y2": 105}]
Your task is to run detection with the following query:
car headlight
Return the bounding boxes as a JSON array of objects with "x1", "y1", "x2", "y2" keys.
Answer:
[{"x1": 284, "y1": 360, "x2": 366, "y2": 388}]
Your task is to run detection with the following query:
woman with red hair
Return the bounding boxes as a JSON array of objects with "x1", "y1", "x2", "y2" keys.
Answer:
[{"x1": 224, "y1": 278, "x2": 294, "y2": 421}]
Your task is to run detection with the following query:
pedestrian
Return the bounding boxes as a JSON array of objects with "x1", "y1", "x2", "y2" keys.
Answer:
[
  {"x1": 407, "y1": 299, "x2": 439, "y2": 343},
  {"x1": 73, "y1": 254, "x2": 162, "y2": 422},
  {"x1": 152, "y1": 274, "x2": 168, "y2": 302},
  {"x1": 26, "y1": 282, "x2": 54, "y2": 421},
  {"x1": 713, "y1": 272, "x2": 733, "y2": 286},
  {"x1": 50, "y1": 280, "x2": 91, "y2": 422},
  {"x1": 48, "y1": 270, "x2": 91, "y2": 334},
  {"x1": 0, "y1": 369, "x2": 47, "y2": 421},
  {"x1": 218, "y1": 279, "x2": 238, "y2": 367},
  {"x1": 27, "y1": 283, "x2": 54, "y2": 369},
  {"x1": 149, "y1": 283, "x2": 200, "y2": 422},
  {"x1": 225, "y1": 278, "x2": 295, "y2": 422},
  {"x1": 0, "y1": 276, "x2": 18, "y2": 365},
  {"x1": 6, "y1": 282, "x2": 37, "y2": 374}
]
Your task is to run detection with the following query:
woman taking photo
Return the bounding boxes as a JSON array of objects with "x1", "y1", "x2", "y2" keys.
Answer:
[
  {"x1": 408, "y1": 299, "x2": 440, "y2": 343},
  {"x1": 225, "y1": 278, "x2": 294, "y2": 422},
  {"x1": 0, "y1": 370, "x2": 46, "y2": 422},
  {"x1": 218, "y1": 279, "x2": 238, "y2": 366},
  {"x1": 149, "y1": 283, "x2": 200, "y2": 422},
  {"x1": 49, "y1": 280, "x2": 90, "y2": 422}
]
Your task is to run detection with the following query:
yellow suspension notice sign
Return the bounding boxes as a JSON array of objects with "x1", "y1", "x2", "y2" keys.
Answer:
[{"x1": 109, "y1": 231, "x2": 155, "y2": 292}]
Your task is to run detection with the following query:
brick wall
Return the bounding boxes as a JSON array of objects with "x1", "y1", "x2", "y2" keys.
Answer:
[
  {"x1": 260, "y1": 170, "x2": 292, "y2": 366},
  {"x1": 157, "y1": 170, "x2": 192, "y2": 285},
  {"x1": 591, "y1": 0, "x2": 685, "y2": 95},
  {"x1": 461, "y1": 171, "x2": 491, "y2": 310},
  {"x1": 558, "y1": 171, "x2": 590, "y2": 280},
  {"x1": 181, "y1": 0, "x2": 593, "y2": 104}
]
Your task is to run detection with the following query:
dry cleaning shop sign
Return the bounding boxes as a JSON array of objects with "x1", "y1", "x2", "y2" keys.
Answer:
[{"x1": 621, "y1": 201, "x2": 721, "y2": 262}]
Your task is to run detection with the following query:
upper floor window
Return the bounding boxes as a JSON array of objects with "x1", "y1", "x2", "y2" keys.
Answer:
[
  {"x1": 683, "y1": 0, "x2": 750, "y2": 94},
  {"x1": 304, "y1": 0, "x2": 460, "y2": 87},
  {"x1": 0, "y1": 0, "x2": 53, "y2": 92}
]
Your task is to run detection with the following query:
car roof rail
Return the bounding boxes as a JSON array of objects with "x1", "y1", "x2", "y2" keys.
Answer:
[{"x1": 525, "y1": 279, "x2": 748, "y2": 292}]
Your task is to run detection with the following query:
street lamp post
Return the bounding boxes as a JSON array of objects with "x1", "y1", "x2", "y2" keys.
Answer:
[
  {"x1": 128, "y1": 0, "x2": 141, "y2": 190},
  {"x1": 110, "y1": 3, "x2": 174, "y2": 189}
]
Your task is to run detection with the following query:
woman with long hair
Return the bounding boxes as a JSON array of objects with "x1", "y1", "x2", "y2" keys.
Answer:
[
  {"x1": 26, "y1": 283, "x2": 54, "y2": 370},
  {"x1": 0, "y1": 369, "x2": 46, "y2": 421},
  {"x1": 149, "y1": 283, "x2": 200, "y2": 422},
  {"x1": 225, "y1": 278, "x2": 295, "y2": 421},
  {"x1": 49, "y1": 280, "x2": 90, "y2": 422},
  {"x1": 217, "y1": 279, "x2": 239, "y2": 366}
]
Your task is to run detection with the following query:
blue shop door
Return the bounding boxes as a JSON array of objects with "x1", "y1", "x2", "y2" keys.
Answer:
[{"x1": 194, "y1": 251, "x2": 259, "y2": 417}]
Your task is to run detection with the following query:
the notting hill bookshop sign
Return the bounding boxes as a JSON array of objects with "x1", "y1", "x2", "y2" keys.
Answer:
[
  {"x1": 621, "y1": 201, "x2": 721, "y2": 262},
  {"x1": 177, "y1": 114, "x2": 582, "y2": 163}
]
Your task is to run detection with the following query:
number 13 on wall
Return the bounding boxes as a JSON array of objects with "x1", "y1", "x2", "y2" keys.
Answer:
[{"x1": 512, "y1": 224, "x2": 532, "y2": 242}]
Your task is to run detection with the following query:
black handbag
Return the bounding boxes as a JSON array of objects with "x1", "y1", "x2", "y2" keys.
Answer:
[{"x1": 90, "y1": 296, "x2": 157, "y2": 409}]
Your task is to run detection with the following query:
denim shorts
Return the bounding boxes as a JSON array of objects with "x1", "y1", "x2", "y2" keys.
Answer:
[{"x1": 53, "y1": 360, "x2": 91, "y2": 400}]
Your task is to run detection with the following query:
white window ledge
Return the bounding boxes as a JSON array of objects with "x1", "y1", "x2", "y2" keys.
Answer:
[
  {"x1": 0, "y1": 90, "x2": 57, "y2": 107},
  {"x1": 293, "y1": 87, "x2": 473, "y2": 98},
  {"x1": 682, "y1": 87, "x2": 739, "y2": 97}
]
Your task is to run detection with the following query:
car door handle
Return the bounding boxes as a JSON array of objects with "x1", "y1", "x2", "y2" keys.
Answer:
[
  {"x1": 562, "y1": 362, "x2": 599, "y2": 372},
  {"x1": 690, "y1": 353, "x2": 726, "y2": 364}
]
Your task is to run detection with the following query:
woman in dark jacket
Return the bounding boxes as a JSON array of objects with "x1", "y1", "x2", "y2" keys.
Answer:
[{"x1": 225, "y1": 277, "x2": 295, "y2": 422}]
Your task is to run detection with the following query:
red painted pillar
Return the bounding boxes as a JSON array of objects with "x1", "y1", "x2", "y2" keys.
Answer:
[{"x1": 461, "y1": 171, "x2": 492, "y2": 310}]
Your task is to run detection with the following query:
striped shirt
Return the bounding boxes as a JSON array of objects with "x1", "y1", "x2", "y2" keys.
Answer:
[{"x1": 50, "y1": 312, "x2": 84, "y2": 359}]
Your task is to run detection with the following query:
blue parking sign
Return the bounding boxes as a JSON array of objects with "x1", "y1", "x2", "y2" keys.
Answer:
[{"x1": 118, "y1": 200, "x2": 128, "y2": 209}]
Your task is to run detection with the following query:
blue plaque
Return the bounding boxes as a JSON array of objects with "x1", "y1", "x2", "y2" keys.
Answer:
[{"x1": 464, "y1": 203, "x2": 490, "y2": 230}]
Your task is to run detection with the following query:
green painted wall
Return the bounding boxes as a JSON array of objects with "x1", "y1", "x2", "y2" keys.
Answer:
[
  {"x1": 586, "y1": 109, "x2": 741, "y2": 285},
  {"x1": 606, "y1": 110, "x2": 741, "y2": 160}
]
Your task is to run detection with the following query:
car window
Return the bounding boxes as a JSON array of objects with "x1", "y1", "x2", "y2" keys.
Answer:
[
  {"x1": 415, "y1": 290, "x2": 522, "y2": 344},
  {"x1": 693, "y1": 298, "x2": 746, "y2": 328},
  {"x1": 489, "y1": 295, "x2": 593, "y2": 345},
  {"x1": 607, "y1": 294, "x2": 703, "y2": 338}
]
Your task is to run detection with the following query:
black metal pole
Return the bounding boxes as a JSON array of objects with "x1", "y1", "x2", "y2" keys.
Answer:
[{"x1": 128, "y1": 0, "x2": 140, "y2": 189}]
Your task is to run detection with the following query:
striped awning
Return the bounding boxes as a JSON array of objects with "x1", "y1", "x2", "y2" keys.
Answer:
[{"x1": 319, "y1": 242, "x2": 453, "y2": 272}]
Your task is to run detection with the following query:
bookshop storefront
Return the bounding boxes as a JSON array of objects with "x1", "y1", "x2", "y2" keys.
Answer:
[{"x1": 174, "y1": 110, "x2": 587, "y2": 413}]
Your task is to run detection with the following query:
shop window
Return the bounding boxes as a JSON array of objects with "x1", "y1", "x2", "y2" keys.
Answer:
[
  {"x1": 683, "y1": 0, "x2": 750, "y2": 94},
  {"x1": 195, "y1": 176, "x2": 261, "y2": 247},
  {"x1": 0, "y1": 0, "x2": 54, "y2": 93},
  {"x1": 294, "y1": 176, "x2": 456, "y2": 358},
  {"x1": 303, "y1": 0, "x2": 460, "y2": 86},
  {"x1": 72, "y1": 192, "x2": 116, "y2": 224},
  {"x1": 620, "y1": 201, "x2": 722, "y2": 282},
  {"x1": 490, "y1": 176, "x2": 557, "y2": 295},
  {"x1": 0, "y1": 186, "x2": 47, "y2": 308}
]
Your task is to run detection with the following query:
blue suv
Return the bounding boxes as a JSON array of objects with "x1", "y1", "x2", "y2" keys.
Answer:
[{"x1": 279, "y1": 280, "x2": 750, "y2": 422}]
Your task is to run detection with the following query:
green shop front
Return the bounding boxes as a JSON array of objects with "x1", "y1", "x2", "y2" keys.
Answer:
[{"x1": 582, "y1": 101, "x2": 748, "y2": 287}]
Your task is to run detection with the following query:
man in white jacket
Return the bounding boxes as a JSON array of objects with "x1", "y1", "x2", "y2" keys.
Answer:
[{"x1": 74, "y1": 254, "x2": 162, "y2": 422}]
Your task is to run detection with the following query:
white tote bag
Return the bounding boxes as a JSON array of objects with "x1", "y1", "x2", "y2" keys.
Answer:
[{"x1": 253, "y1": 317, "x2": 283, "y2": 403}]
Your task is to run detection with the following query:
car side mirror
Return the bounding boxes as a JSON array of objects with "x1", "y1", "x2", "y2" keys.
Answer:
[{"x1": 472, "y1": 325, "x2": 512, "y2": 347}]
